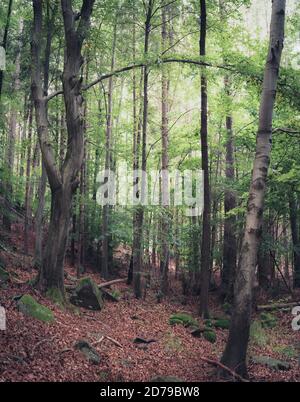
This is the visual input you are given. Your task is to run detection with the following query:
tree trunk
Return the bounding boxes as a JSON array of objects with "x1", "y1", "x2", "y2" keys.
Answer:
[
  {"x1": 199, "y1": 0, "x2": 211, "y2": 318},
  {"x1": 101, "y1": 23, "x2": 117, "y2": 279},
  {"x1": 133, "y1": 0, "x2": 153, "y2": 298},
  {"x1": 221, "y1": 0, "x2": 286, "y2": 377},
  {"x1": 160, "y1": 1, "x2": 170, "y2": 295},
  {"x1": 289, "y1": 192, "x2": 300, "y2": 288},
  {"x1": 221, "y1": 78, "x2": 237, "y2": 302},
  {"x1": 31, "y1": 0, "x2": 94, "y2": 299},
  {"x1": 0, "y1": 0, "x2": 13, "y2": 99}
]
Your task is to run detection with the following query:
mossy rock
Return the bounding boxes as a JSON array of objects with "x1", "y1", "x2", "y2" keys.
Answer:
[
  {"x1": 169, "y1": 312, "x2": 198, "y2": 328},
  {"x1": 18, "y1": 294, "x2": 54, "y2": 323},
  {"x1": 252, "y1": 355, "x2": 291, "y2": 371},
  {"x1": 260, "y1": 312, "x2": 277, "y2": 329},
  {"x1": 0, "y1": 267, "x2": 9, "y2": 283},
  {"x1": 203, "y1": 329, "x2": 216, "y2": 343},
  {"x1": 75, "y1": 339, "x2": 101, "y2": 365},
  {"x1": 150, "y1": 376, "x2": 184, "y2": 382},
  {"x1": 70, "y1": 277, "x2": 103, "y2": 310},
  {"x1": 214, "y1": 318, "x2": 230, "y2": 329},
  {"x1": 250, "y1": 320, "x2": 268, "y2": 347}
]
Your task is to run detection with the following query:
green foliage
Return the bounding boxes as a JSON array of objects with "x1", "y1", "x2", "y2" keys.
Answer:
[
  {"x1": 260, "y1": 312, "x2": 278, "y2": 329},
  {"x1": 250, "y1": 320, "x2": 268, "y2": 347},
  {"x1": 169, "y1": 312, "x2": 198, "y2": 328},
  {"x1": 203, "y1": 330, "x2": 216, "y2": 344}
]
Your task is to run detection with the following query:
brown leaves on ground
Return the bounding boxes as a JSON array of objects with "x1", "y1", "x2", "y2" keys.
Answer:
[{"x1": 0, "y1": 225, "x2": 299, "y2": 382}]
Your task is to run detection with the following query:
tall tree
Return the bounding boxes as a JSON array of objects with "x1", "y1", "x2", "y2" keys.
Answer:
[
  {"x1": 199, "y1": 0, "x2": 211, "y2": 318},
  {"x1": 31, "y1": 0, "x2": 95, "y2": 300},
  {"x1": 0, "y1": 0, "x2": 13, "y2": 99},
  {"x1": 221, "y1": 0, "x2": 286, "y2": 377}
]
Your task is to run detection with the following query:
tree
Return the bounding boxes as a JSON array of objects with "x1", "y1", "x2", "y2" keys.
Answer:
[
  {"x1": 31, "y1": 0, "x2": 95, "y2": 300},
  {"x1": 221, "y1": 0, "x2": 286, "y2": 378},
  {"x1": 199, "y1": 0, "x2": 211, "y2": 318}
]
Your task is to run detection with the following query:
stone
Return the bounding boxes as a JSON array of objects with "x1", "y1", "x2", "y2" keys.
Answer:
[
  {"x1": 18, "y1": 294, "x2": 54, "y2": 323},
  {"x1": 252, "y1": 356, "x2": 291, "y2": 371},
  {"x1": 75, "y1": 339, "x2": 101, "y2": 365},
  {"x1": 70, "y1": 277, "x2": 103, "y2": 310}
]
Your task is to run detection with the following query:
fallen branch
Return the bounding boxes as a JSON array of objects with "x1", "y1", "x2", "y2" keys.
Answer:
[
  {"x1": 104, "y1": 335, "x2": 123, "y2": 348},
  {"x1": 199, "y1": 356, "x2": 249, "y2": 383},
  {"x1": 257, "y1": 301, "x2": 300, "y2": 311},
  {"x1": 98, "y1": 278, "x2": 127, "y2": 289}
]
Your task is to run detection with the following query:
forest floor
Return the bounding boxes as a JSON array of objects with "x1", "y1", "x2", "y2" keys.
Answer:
[{"x1": 0, "y1": 224, "x2": 299, "y2": 382}]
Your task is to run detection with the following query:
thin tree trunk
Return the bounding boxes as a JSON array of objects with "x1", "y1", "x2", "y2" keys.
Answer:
[
  {"x1": 221, "y1": 0, "x2": 286, "y2": 377},
  {"x1": 160, "y1": 1, "x2": 170, "y2": 295},
  {"x1": 289, "y1": 192, "x2": 300, "y2": 288},
  {"x1": 199, "y1": 0, "x2": 211, "y2": 318},
  {"x1": 101, "y1": 23, "x2": 117, "y2": 279},
  {"x1": 133, "y1": 0, "x2": 153, "y2": 298}
]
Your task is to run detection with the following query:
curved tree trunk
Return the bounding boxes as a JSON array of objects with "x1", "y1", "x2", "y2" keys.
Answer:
[{"x1": 221, "y1": 0, "x2": 286, "y2": 378}]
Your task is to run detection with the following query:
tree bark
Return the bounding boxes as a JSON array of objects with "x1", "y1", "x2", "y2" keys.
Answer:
[
  {"x1": 199, "y1": 0, "x2": 211, "y2": 318},
  {"x1": 221, "y1": 0, "x2": 286, "y2": 378},
  {"x1": 289, "y1": 192, "x2": 300, "y2": 288},
  {"x1": 31, "y1": 0, "x2": 94, "y2": 299},
  {"x1": 0, "y1": 0, "x2": 13, "y2": 99},
  {"x1": 160, "y1": 1, "x2": 170, "y2": 295}
]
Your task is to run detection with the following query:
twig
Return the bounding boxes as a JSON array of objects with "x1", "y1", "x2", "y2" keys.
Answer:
[
  {"x1": 199, "y1": 356, "x2": 249, "y2": 383},
  {"x1": 104, "y1": 335, "x2": 123, "y2": 348}
]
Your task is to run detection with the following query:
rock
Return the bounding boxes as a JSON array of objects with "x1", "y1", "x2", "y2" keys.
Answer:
[
  {"x1": 169, "y1": 312, "x2": 198, "y2": 328},
  {"x1": 18, "y1": 294, "x2": 54, "y2": 323},
  {"x1": 260, "y1": 312, "x2": 277, "y2": 328},
  {"x1": 150, "y1": 376, "x2": 184, "y2": 382},
  {"x1": 214, "y1": 318, "x2": 230, "y2": 329},
  {"x1": 101, "y1": 287, "x2": 119, "y2": 302},
  {"x1": 203, "y1": 329, "x2": 216, "y2": 343},
  {"x1": 189, "y1": 326, "x2": 202, "y2": 338},
  {"x1": 252, "y1": 356, "x2": 291, "y2": 371},
  {"x1": 75, "y1": 339, "x2": 101, "y2": 365},
  {"x1": 0, "y1": 267, "x2": 9, "y2": 283},
  {"x1": 70, "y1": 277, "x2": 103, "y2": 310},
  {"x1": 133, "y1": 337, "x2": 157, "y2": 344}
]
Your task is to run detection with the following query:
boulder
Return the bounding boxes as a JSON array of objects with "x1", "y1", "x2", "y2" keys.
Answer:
[
  {"x1": 18, "y1": 294, "x2": 54, "y2": 323},
  {"x1": 70, "y1": 277, "x2": 103, "y2": 310},
  {"x1": 75, "y1": 339, "x2": 101, "y2": 365},
  {"x1": 252, "y1": 356, "x2": 291, "y2": 371}
]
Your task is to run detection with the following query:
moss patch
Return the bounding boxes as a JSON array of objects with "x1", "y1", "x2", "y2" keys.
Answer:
[
  {"x1": 18, "y1": 294, "x2": 54, "y2": 323},
  {"x1": 260, "y1": 312, "x2": 277, "y2": 328},
  {"x1": 203, "y1": 329, "x2": 216, "y2": 343},
  {"x1": 250, "y1": 320, "x2": 268, "y2": 346},
  {"x1": 169, "y1": 312, "x2": 198, "y2": 328},
  {"x1": 46, "y1": 287, "x2": 65, "y2": 308}
]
